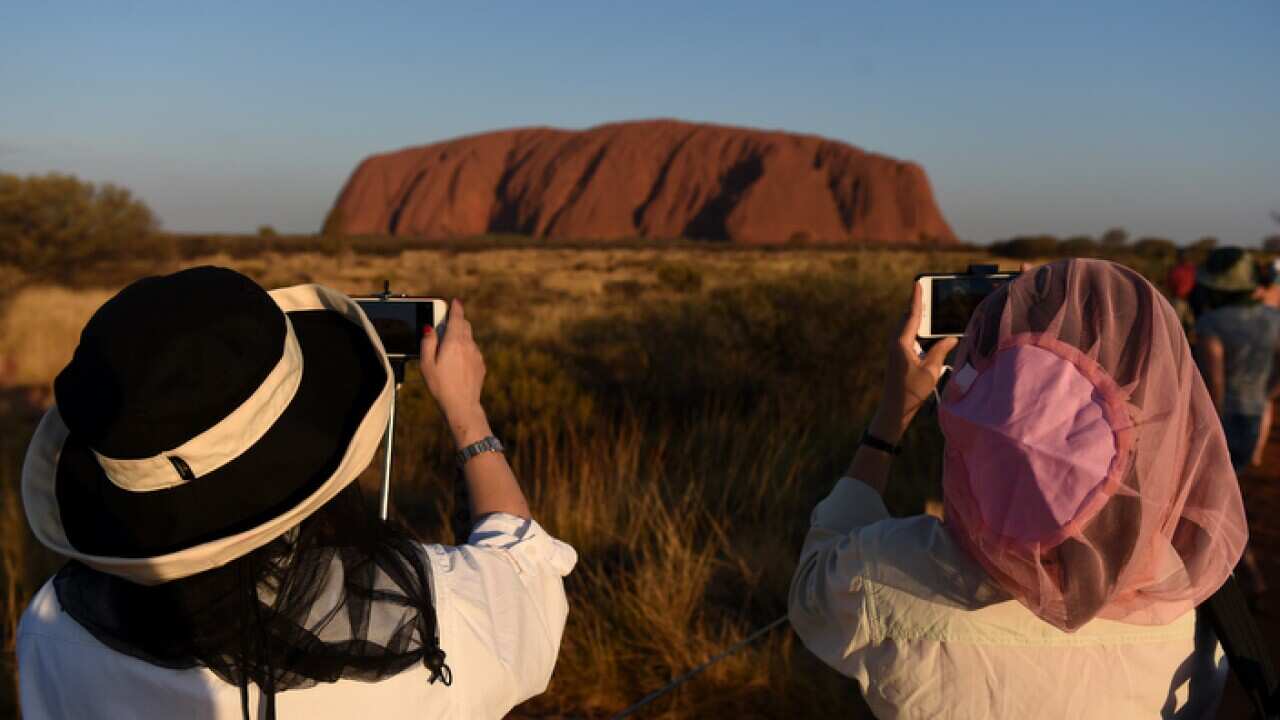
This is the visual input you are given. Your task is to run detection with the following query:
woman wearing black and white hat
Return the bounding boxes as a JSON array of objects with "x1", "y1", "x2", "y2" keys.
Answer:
[{"x1": 16, "y1": 266, "x2": 577, "y2": 718}]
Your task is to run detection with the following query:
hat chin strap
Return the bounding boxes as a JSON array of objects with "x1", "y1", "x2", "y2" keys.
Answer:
[{"x1": 91, "y1": 316, "x2": 304, "y2": 492}]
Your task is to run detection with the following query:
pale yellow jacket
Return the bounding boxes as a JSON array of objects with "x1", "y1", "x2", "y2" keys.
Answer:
[{"x1": 789, "y1": 478, "x2": 1226, "y2": 719}]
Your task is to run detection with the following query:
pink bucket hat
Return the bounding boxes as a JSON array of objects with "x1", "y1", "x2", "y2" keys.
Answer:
[{"x1": 939, "y1": 259, "x2": 1247, "y2": 631}]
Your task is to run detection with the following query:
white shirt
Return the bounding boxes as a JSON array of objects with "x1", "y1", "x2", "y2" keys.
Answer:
[
  {"x1": 789, "y1": 478, "x2": 1227, "y2": 719},
  {"x1": 18, "y1": 513, "x2": 577, "y2": 719}
]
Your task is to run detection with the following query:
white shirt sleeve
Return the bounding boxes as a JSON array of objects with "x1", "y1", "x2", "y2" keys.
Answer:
[
  {"x1": 424, "y1": 513, "x2": 578, "y2": 716},
  {"x1": 787, "y1": 477, "x2": 888, "y2": 684}
]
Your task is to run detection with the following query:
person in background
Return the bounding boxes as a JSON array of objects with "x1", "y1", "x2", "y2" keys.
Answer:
[
  {"x1": 1194, "y1": 248, "x2": 1280, "y2": 470},
  {"x1": 1167, "y1": 248, "x2": 1199, "y2": 337},
  {"x1": 1251, "y1": 259, "x2": 1280, "y2": 465},
  {"x1": 1260, "y1": 259, "x2": 1280, "y2": 308},
  {"x1": 1191, "y1": 248, "x2": 1277, "y2": 608},
  {"x1": 17, "y1": 267, "x2": 576, "y2": 719},
  {"x1": 790, "y1": 259, "x2": 1246, "y2": 718}
]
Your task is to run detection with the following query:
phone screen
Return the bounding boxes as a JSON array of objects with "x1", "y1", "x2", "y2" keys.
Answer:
[
  {"x1": 356, "y1": 300, "x2": 438, "y2": 356},
  {"x1": 930, "y1": 275, "x2": 1013, "y2": 335}
]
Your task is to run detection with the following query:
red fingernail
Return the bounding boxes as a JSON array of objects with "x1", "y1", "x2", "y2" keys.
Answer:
[{"x1": 423, "y1": 325, "x2": 433, "y2": 336}]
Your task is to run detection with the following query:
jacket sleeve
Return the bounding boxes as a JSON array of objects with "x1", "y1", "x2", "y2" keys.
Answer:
[
  {"x1": 788, "y1": 477, "x2": 890, "y2": 682},
  {"x1": 425, "y1": 513, "x2": 578, "y2": 715}
]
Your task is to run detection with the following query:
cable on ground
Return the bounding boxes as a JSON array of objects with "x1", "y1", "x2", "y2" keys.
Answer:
[{"x1": 608, "y1": 614, "x2": 790, "y2": 719}]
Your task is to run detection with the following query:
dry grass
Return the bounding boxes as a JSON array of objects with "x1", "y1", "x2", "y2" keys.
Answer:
[
  {"x1": 517, "y1": 416, "x2": 860, "y2": 717},
  {"x1": 0, "y1": 286, "x2": 114, "y2": 386},
  {"x1": 0, "y1": 394, "x2": 60, "y2": 712},
  {"x1": 0, "y1": 247, "x2": 995, "y2": 388},
  {"x1": 0, "y1": 245, "x2": 1030, "y2": 717}
]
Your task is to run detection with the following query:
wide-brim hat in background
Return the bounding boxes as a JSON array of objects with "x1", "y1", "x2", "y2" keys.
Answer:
[
  {"x1": 1196, "y1": 247, "x2": 1258, "y2": 293},
  {"x1": 23, "y1": 266, "x2": 392, "y2": 585}
]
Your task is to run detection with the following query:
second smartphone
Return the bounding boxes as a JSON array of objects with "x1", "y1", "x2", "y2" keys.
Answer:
[
  {"x1": 916, "y1": 272, "x2": 1018, "y2": 338},
  {"x1": 354, "y1": 297, "x2": 448, "y2": 359}
]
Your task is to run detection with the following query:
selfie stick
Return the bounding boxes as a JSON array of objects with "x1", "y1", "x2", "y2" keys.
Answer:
[{"x1": 374, "y1": 280, "x2": 407, "y2": 522}]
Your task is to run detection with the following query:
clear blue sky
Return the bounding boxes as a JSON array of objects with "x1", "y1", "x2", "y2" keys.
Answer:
[{"x1": 2, "y1": 1, "x2": 1277, "y2": 244}]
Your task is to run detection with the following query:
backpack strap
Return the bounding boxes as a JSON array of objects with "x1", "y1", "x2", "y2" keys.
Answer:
[{"x1": 1199, "y1": 575, "x2": 1280, "y2": 719}]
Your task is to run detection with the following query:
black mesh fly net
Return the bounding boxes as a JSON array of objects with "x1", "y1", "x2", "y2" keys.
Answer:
[{"x1": 53, "y1": 484, "x2": 451, "y2": 719}]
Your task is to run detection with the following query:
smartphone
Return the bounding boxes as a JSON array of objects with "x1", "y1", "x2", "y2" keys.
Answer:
[
  {"x1": 353, "y1": 297, "x2": 448, "y2": 358},
  {"x1": 916, "y1": 272, "x2": 1018, "y2": 338}
]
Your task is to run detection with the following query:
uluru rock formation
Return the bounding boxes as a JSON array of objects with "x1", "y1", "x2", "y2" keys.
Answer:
[{"x1": 325, "y1": 120, "x2": 957, "y2": 245}]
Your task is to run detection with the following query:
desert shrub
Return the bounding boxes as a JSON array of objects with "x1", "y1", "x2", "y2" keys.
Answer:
[
  {"x1": 171, "y1": 234, "x2": 220, "y2": 257},
  {"x1": 655, "y1": 261, "x2": 704, "y2": 293},
  {"x1": 168, "y1": 232, "x2": 407, "y2": 260},
  {"x1": 989, "y1": 234, "x2": 1059, "y2": 259},
  {"x1": 316, "y1": 233, "x2": 351, "y2": 256},
  {"x1": 1193, "y1": 236, "x2": 1219, "y2": 253},
  {"x1": 1101, "y1": 252, "x2": 1175, "y2": 284},
  {"x1": 0, "y1": 173, "x2": 163, "y2": 276},
  {"x1": 1100, "y1": 227, "x2": 1129, "y2": 248},
  {"x1": 345, "y1": 234, "x2": 419, "y2": 257},
  {"x1": 603, "y1": 279, "x2": 647, "y2": 297},
  {"x1": 787, "y1": 230, "x2": 813, "y2": 246},
  {"x1": 1132, "y1": 237, "x2": 1177, "y2": 260},
  {"x1": 565, "y1": 272, "x2": 898, "y2": 422},
  {"x1": 1059, "y1": 235, "x2": 1100, "y2": 257},
  {"x1": 482, "y1": 344, "x2": 595, "y2": 441}
]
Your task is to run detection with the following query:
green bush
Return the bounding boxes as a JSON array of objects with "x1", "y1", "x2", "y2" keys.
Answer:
[{"x1": 0, "y1": 173, "x2": 163, "y2": 275}]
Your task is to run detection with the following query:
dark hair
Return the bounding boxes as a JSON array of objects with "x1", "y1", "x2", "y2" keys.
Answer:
[
  {"x1": 55, "y1": 483, "x2": 450, "y2": 719},
  {"x1": 1204, "y1": 246, "x2": 1248, "y2": 276},
  {"x1": 1188, "y1": 247, "x2": 1259, "y2": 315},
  {"x1": 1199, "y1": 247, "x2": 1261, "y2": 309}
]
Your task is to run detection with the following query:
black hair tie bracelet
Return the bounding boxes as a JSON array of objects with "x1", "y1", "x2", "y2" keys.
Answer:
[{"x1": 860, "y1": 429, "x2": 903, "y2": 456}]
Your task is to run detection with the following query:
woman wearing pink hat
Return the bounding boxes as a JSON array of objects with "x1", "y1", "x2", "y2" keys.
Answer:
[{"x1": 789, "y1": 259, "x2": 1248, "y2": 718}]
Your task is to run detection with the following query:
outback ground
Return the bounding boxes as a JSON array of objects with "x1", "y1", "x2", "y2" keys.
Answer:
[
  {"x1": 0, "y1": 244, "x2": 1273, "y2": 718},
  {"x1": 1220, "y1": 406, "x2": 1280, "y2": 718}
]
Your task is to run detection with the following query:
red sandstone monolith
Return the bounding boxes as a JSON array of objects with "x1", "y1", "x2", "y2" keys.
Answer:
[{"x1": 326, "y1": 120, "x2": 957, "y2": 245}]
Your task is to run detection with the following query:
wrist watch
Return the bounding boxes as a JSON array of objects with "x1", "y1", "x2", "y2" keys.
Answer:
[{"x1": 456, "y1": 436, "x2": 505, "y2": 467}]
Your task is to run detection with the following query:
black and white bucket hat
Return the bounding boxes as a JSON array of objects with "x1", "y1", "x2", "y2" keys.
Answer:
[{"x1": 23, "y1": 266, "x2": 393, "y2": 585}]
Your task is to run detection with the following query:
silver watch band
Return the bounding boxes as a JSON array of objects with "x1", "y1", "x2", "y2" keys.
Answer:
[{"x1": 456, "y1": 436, "x2": 505, "y2": 467}]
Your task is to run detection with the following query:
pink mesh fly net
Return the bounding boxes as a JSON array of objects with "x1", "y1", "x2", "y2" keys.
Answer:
[{"x1": 939, "y1": 258, "x2": 1248, "y2": 632}]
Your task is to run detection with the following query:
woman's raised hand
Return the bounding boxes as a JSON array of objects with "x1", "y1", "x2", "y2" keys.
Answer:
[
  {"x1": 420, "y1": 300, "x2": 493, "y2": 448},
  {"x1": 872, "y1": 284, "x2": 959, "y2": 441}
]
